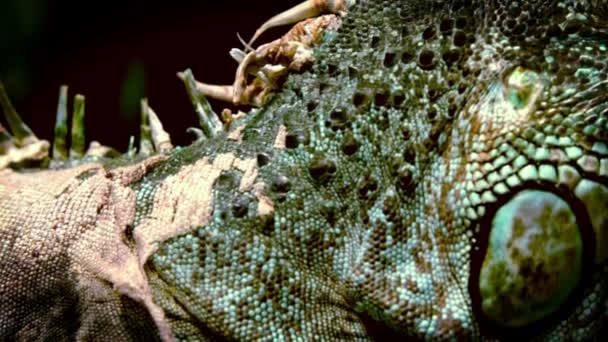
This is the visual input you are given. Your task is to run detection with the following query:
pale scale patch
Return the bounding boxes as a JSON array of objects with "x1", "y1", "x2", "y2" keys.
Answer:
[
  {"x1": 134, "y1": 153, "x2": 262, "y2": 264},
  {"x1": 274, "y1": 125, "x2": 288, "y2": 149},
  {"x1": 227, "y1": 124, "x2": 247, "y2": 142},
  {"x1": 1, "y1": 157, "x2": 175, "y2": 341}
]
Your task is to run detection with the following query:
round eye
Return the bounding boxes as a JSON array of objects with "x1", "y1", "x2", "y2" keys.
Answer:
[
  {"x1": 504, "y1": 66, "x2": 542, "y2": 110},
  {"x1": 477, "y1": 190, "x2": 583, "y2": 328}
]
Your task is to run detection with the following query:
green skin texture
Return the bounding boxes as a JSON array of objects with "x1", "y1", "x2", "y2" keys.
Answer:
[{"x1": 1, "y1": 0, "x2": 607, "y2": 340}]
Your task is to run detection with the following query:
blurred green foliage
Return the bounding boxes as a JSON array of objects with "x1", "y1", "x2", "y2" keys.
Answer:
[{"x1": 120, "y1": 60, "x2": 146, "y2": 122}]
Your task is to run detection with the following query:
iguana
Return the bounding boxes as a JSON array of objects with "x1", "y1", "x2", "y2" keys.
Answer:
[{"x1": 1, "y1": 0, "x2": 607, "y2": 340}]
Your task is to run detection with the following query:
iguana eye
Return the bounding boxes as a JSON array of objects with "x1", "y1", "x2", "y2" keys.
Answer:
[
  {"x1": 503, "y1": 66, "x2": 542, "y2": 110},
  {"x1": 477, "y1": 190, "x2": 584, "y2": 328}
]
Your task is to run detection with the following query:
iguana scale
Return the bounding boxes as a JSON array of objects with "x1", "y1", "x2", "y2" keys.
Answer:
[{"x1": 1, "y1": 0, "x2": 607, "y2": 340}]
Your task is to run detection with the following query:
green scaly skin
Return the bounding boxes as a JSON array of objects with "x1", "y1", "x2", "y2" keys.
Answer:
[{"x1": 0, "y1": 0, "x2": 606, "y2": 340}]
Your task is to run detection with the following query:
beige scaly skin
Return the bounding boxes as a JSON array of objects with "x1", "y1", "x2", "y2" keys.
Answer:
[{"x1": 1, "y1": 0, "x2": 607, "y2": 340}]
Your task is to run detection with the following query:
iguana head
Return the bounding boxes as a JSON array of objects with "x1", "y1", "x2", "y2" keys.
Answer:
[
  {"x1": 0, "y1": 0, "x2": 606, "y2": 340},
  {"x1": 310, "y1": 0, "x2": 606, "y2": 339},
  {"x1": 346, "y1": 0, "x2": 606, "y2": 339}
]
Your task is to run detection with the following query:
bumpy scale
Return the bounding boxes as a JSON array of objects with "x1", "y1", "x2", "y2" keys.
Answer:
[{"x1": 0, "y1": 0, "x2": 607, "y2": 341}]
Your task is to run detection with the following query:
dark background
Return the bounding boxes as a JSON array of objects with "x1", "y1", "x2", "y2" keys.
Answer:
[{"x1": 0, "y1": 0, "x2": 300, "y2": 150}]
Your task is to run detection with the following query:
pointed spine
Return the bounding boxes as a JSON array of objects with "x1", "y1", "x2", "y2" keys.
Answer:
[
  {"x1": 233, "y1": 50, "x2": 258, "y2": 104},
  {"x1": 69, "y1": 94, "x2": 86, "y2": 158},
  {"x1": 0, "y1": 79, "x2": 38, "y2": 146},
  {"x1": 247, "y1": 0, "x2": 346, "y2": 46},
  {"x1": 230, "y1": 47, "x2": 247, "y2": 64},
  {"x1": 177, "y1": 69, "x2": 223, "y2": 138},
  {"x1": 194, "y1": 82, "x2": 234, "y2": 103},
  {"x1": 127, "y1": 135, "x2": 137, "y2": 158},
  {"x1": 145, "y1": 100, "x2": 173, "y2": 153},
  {"x1": 139, "y1": 99, "x2": 154, "y2": 156},
  {"x1": 0, "y1": 122, "x2": 12, "y2": 168},
  {"x1": 53, "y1": 85, "x2": 69, "y2": 160}
]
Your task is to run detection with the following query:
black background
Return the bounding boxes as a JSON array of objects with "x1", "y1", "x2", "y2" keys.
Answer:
[{"x1": 1, "y1": 0, "x2": 300, "y2": 149}]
